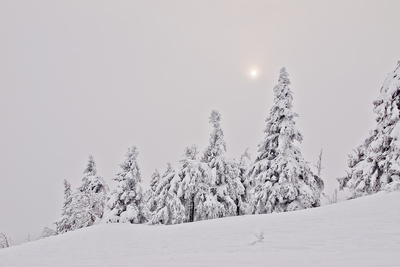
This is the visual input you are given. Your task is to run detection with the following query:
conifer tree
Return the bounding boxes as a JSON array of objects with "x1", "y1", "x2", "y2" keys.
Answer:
[
  {"x1": 150, "y1": 169, "x2": 161, "y2": 194},
  {"x1": 105, "y1": 146, "x2": 147, "y2": 223},
  {"x1": 248, "y1": 67, "x2": 324, "y2": 214},
  {"x1": 221, "y1": 158, "x2": 247, "y2": 216},
  {"x1": 56, "y1": 156, "x2": 108, "y2": 233},
  {"x1": 0, "y1": 233, "x2": 11, "y2": 249},
  {"x1": 146, "y1": 169, "x2": 161, "y2": 213},
  {"x1": 338, "y1": 63, "x2": 400, "y2": 197},
  {"x1": 56, "y1": 179, "x2": 73, "y2": 233},
  {"x1": 57, "y1": 159, "x2": 107, "y2": 234},
  {"x1": 79, "y1": 155, "x2": 108, "y2": 194},
  {"x1": 67, "y1": 191, "x2": 97, "y2": 229},
  {"x1": 202, "y1": 110, "x2": 246, "y2": 217},
  {"x1": 79, "y1": 155, "x2": 109, "y2": 220},
  {"x1": 202, "y1": 110, "x2": 227, "y2": 165},
  {"x1": 178, "y1": 145, "x2": 222, "y2": 222},
  {"x1": 237, "y1": 148, "x2": 252, "y2": 215},
  {"x1": 149, "y1": 163, "x2": 186, "y2": 225}
]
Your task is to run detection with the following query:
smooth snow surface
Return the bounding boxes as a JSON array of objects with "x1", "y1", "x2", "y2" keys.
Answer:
[{"x1": 1, "y1": 192, "x2": 399, "y2": 267}]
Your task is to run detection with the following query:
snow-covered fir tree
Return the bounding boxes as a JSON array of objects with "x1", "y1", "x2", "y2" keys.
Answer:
[
  {"x1": 56, "y1": 160, "x2": 108, "y2": 234},
  {"x1": 149, "y1": 163, "x2": 186, "y2": 225},
  {"x1": 220, "y1": 158, "x2": 248, "y2": 215},
  {"x1": 56, "y1": 179, "x2": 73, "y2": 233},
  {"x1": 202, "y1": 110, "x2": 246, "y2": 217},
  {"x1": 236, "y1": 148, "x2": 252, "y2": 215},
  {"x1": 57, "y1": 155, "x2": 108, "y2": 233},
  {"x1": 66, "y1": 191, "x2": 98, "y2": 230},
  {"x1": 79, "y1": 155, "x2": 109, "y2": 220},
  {"x1": 105, "y1": 146, "x2": 147, "y2": 224},
  {"x1": 146, "y1": 169, "x2": 161, "y2": 213},
  {"x1": 150, "y1": 169, "x2": 161, "y2": 195},
  {"x1": 338, "y1": 63, "x2": 400, "y2": 197},
  {"x1": 248, "y1": 67, "x2": 324, "y2": 214},
  {"x1": 80, "y1": 155, "x2": 108, "y2": 194},
  {"x1": 0, "y1": 233, "x2": 11, "y2": 249},
  {"x1": 202, "y1": 110, "x2": 227, "y2": 164},
  {"x1": 177, "y1": 145, "x2": 222, "y2": 222}
]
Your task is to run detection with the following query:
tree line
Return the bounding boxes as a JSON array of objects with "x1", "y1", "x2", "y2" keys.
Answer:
[
  {"x1": 54, "y1": 63, "x2": 400, "y2": 235},
  {"x1": 5, "y1": 63, "x2": 398, "y2": 243}
]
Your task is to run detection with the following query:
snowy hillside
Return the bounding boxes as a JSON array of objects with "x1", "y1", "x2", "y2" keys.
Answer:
[{"x1": 1, "y1": 192, "x2": 399, "y2": 267}]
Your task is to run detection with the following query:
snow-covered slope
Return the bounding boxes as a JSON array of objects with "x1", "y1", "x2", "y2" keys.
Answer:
[{"x1": 1, "y1": 192, "x2": 399, "y2": 267}]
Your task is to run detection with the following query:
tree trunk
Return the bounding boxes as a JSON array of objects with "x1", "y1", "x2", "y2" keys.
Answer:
[{"x1": 189, "y1": 195, "x2": 195, "y2": 222}]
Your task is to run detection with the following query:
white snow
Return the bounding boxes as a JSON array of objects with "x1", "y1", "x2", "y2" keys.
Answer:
[{"x1": 1, "y1": 191, "x2": 399, "y2": 267}]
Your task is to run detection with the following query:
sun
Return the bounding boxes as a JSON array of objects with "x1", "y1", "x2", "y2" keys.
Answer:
[{"x1": 250, "y1": 69, "x2": 258, "y2": 78}]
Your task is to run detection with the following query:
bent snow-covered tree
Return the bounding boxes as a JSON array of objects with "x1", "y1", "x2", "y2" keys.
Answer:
[
  {"x1": 105, "y1": 146, "x2": 147, "y2": 224},
  {"x1": 338, "y1": 63, "x2": 400, "y2": 197},
  {"x1": 178, "y1": 145, "x2": 222, "y2": 222},
  {"x1": 79, "y1": 155, "x2": 109, "y2": 220},
  {"x1": 202, "y1": 110, "x2": 246, "y2": 217},
  {"x1": 56, "y1": 156, "x2": 108, "y2": 234},
  {"x1": 248, "y1": 67, "x2": 324, "y2": 214},
  {"x1": 146, "y1": 169, "x2": 161, "y2": 214},
  {"x1": 39, "y1": 227, "x2": 58, "y2": 239},
  {"x1": 149, "y1": 163, "x2": 186, "y2": 225}
]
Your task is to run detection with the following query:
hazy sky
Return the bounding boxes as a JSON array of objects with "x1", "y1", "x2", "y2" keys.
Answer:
[{"x1": 1, "y1": 0, "x2": 399, "y2": 244}]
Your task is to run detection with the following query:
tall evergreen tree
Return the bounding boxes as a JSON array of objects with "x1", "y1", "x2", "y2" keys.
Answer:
[
  {"x1": 237, "y1": 148, "x2": 252, "y2": 215},
  {"x1": 202, "y1": 110, "x2": 227, "y2": 165},
  {"x1": 338, "y1": 63, "x2": 400, "y2": 197},
  {"x1": 146, "y1": 169, "x2": 161, "y2": 213},
  {"x1": 248, "y1": 67, "x2": 324, "y2": 214},
  {"x1": 202, "y1": 110, "x2": 246, "y2": 217},
  {"x1": 105, "y1": 146, "x2": 147, "y2": 224},
  {"x1": 56, "y1": 179, "x2": 73, "y2": 233},
  {"x1": 150, "y1": 169, "x2": 161, "y2": 194},
  {"x1": 79, "y1": 155, "x2": 109, "y2": 220}
]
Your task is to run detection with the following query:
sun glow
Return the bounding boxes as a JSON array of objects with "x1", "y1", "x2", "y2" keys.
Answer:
[{"x1": 250, "y1": 69, "x2": 258, "y2": 78}]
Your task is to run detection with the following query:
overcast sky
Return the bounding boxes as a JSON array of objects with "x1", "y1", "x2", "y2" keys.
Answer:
[{"x1": 1, "y1": 0, "x2": 400, "y2": 244}]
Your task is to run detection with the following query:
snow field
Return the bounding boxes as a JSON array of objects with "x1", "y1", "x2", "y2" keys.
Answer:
[{"x1": 1, "y1": 191, "x2": 399, "y2": 266}]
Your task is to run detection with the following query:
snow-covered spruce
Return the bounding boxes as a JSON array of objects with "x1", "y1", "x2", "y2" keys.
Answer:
[
  {"x1": 248, "y1": 67, "x2": 324, "y2": 214},
  {"x1": 79, "y1": 155, "x2": 109, "y2": 220},
  {"x1": 202, "y1": 110, "x2": 227, "y2": 164},
  {"x1": 237, "y1": 148, "x2": 252, "y2": 214},
  {"x1": 0, "y1": 233, "x2": 11, "y2": 249},
  {"x1": 178, "y1": 145, "x2": 223, "y2": 222},
  {"x1": 55, "y1": 179, "x2": 73, "y2": 233},
  {"x1": 150, "y1": 146, "x2": 223, "y2": 224},
  {"x1": 202, "y1": 110, "x2": 247, "y2": 216},
  {"x1": 149, "y1": 163, "x2": 186, "y2": 225},
  {"x1": 145, "y1": 169, "x2": 161, "y2": 214},
  {"x1": 338, "y1": 63, "x2": 400, "y2": 197},
  {"x1": 56, "y1": 156, "x2": 109, "y2": 233},
  {"x1": 104, "y1": 146, "x2": 148, "y2": 224}
]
